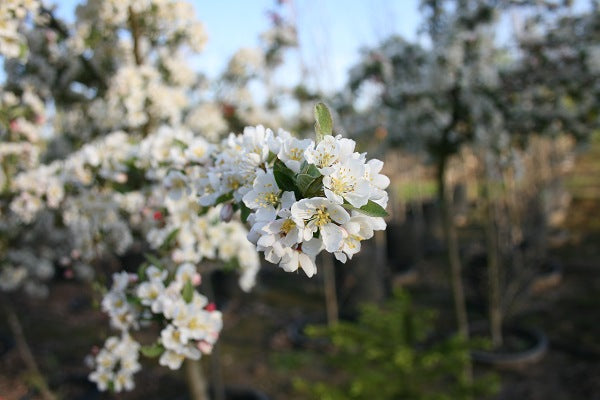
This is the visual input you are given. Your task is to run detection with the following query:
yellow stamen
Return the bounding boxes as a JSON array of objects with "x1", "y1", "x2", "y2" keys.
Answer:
[{"x1": 315, "y1": 206, "x2": 331, "y2": 227}]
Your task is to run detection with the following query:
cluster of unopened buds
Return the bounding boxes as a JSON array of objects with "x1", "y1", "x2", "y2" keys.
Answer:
[
  {"x1": 89, "y1": 263, "x2": 222, "y2": 392},
  {"x1": 196, "y1": 103, "x2": 390, "y2": 277}
]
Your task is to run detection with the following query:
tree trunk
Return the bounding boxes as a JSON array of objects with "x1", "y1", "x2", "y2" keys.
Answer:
[
  {"x1": 482, "y1": 175, "x2": 503, "y2": 348},
  {"x1": 2, "y1": 296, "x2": 56, "y2": 400},
  {"x1": 184, "y1": 359, "x2": 210, "y2": 400},
  {"x1": 437, "y1": 156, "x2": 470, "y2": 340},
  {"x1": 437, "y1": 156, "x2": 472, "y2": 383}
]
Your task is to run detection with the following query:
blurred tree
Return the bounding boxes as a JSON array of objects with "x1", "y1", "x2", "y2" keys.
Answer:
[{"x1": 338, "y1": 0, "x2": 599, "y2": 350}]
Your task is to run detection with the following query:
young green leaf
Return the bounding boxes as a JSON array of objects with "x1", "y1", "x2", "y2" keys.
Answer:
[
  {"x1": 297, "y1": 173, "x2": 324, "y2": 198},
  {"x1": 356, "y1": 200, "x2": 389, "y2": 217},
  {"x1": 137, "y1": 263, "x2": 147, "y2": 281},
  {"x1": 314, "y1": 102, "x2": 333, "y2": 143},
  {"x1": 273, "y1": 159, "x2": 300, "y2": 196},
  {"x1": 140, "y1": 342, "x2": 165, "y2": 358},
  {"x1": 240, "y1": 202, "x2": 251, "y2": 223},
  {"x1": 341, "y1": 200, "x2": 388, "y2": 217},
  {"x1": 304, "y1": 176, "x2": 325, "y2": 198},
  {"x1": 159, "y1": 228, "x2": 180, "y2": 251},
  {"x1": 144, "y1": 253, "x2": 164, "y2": 269},
  {"x1": 303, "y1": 163, "x2": 321, "y2": 178},
  {"x1": 214, "y1": 192, "x2": 233, "y2": 205},
  {"x1": 182, "y1": 279, "x2": 194, "y2": 303}
]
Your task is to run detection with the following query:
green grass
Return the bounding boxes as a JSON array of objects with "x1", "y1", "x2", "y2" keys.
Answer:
[{"x1": 393, "y1": 180, "x2": 437, "y2": 202}]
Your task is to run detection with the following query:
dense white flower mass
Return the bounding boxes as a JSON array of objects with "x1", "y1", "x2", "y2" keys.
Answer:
[
  {"x1": 90, "y1": 265, "x2": 222, "y2": 391},
  {"x1": 0, "y1": 0, "x2": 392, "y2": 395},
  {"x1": 0, "y1": 0, "x2": 40, "y2": 59},
  {"x1": 194, "y1": 120, "x2": 390, "y2": 278}
]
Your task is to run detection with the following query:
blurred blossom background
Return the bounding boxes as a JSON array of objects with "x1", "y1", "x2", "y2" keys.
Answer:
[{"x1": 1, "y1": 0, "x2": 599, "y2": 399}]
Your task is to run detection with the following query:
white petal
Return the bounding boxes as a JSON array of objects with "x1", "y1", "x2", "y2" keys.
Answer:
[
  {"x1": 299, "y1": 253, "x2": 316, "y2": 277},
  {"x1": 302, "y1": 237, "x2": 323, "y2": 256},
  {"x1": 334, "y1": 251, "x2": 347, "y2": 263},
  {"x1": 324, "y1": 188, "x2": 344, "y2": 204},
  {"x1": 321, "y1": 223, "x2": 344, "y2": 252},
  {"x1": 327, "y1": 202, "x2": 350, "y2": 224}
]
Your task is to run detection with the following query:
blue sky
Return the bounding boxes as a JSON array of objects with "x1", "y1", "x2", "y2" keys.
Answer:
[
  {"x1": 9, "y1": 0, "x2": 591, "y2": 92},
  {"x1": 51, "y1": 0, "x2": 422, "y2": 92}
]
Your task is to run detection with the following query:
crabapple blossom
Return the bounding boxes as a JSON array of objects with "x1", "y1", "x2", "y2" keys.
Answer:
[
  {"x1": 194, "y1": 103, "x2": 389, "y2": 278},
  {"x1": 88, "y1": 334, "x2": 141, "y2": 393},
  {"x1": 90, "y1": 264, "x2": 222, "y2": 391}
]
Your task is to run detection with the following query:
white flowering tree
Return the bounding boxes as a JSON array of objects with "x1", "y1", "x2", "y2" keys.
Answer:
[
  {"x1": 1, "y1": 2, "x2": 390, "y2": 399},
  {"x1": 342, "y1": 0, "x2": 598, "y2": 358}
]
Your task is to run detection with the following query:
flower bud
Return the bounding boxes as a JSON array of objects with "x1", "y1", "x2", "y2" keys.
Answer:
[
  {"x1": 197, "y1": 340, "x2": 213, "y2": 354},
  {"x1": 220, "y1": 203, "x2": 234, "y2": 222},
  {"x1": 192, "y1": 273, "x2": 202, "y2": 286}
]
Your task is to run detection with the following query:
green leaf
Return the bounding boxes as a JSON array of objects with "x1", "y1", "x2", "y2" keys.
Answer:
[
  {"x1": 137, "y1": 264, "x2": 147, "y2": 281},
  {"x1": 173, "y1": 138, "x2": 188, "y2": 149},
  {"x1": 354, "y1": 200, "x2": 389, "y2": 217},
  {"x1": 304, "y1": 176, "x2": 325, "y2": 197},
  {"x1": 140, "y1": 342, "x2": 165, "y2": 358},
  {"x1": 215, "y1": 192, "x2": 233, "y2": 205},
  {"x1": 240, "y1": 202, "x2": 252, "y2": 223},
  {"x1": 273, "y1": 159, "x2": 300, "y2": 195},
  {"x1": 182, "y1": 279, "x2": 194, "y2": 303},
  {"x1": 297, "y1": 173, "x2": 324, "y2": 198},
  {"x1": 159, "y1": 228, "x2": 180, "y2": 251},
  {"x1": 144, "y1": 253, "x2": 164, "y2": 269},
  {"x1": 297, "y1": 163, "x2": 324, "y2": 197},
  {"x1": 301, "y1": 163, "x2": 321, "y2": 178},
  {"x1": 297, "y1": 174, "x2": 316, "y2": 194},
  {"x1": 314, "y1": 102, "x2": 333, "y2": 143},
  {"x1": 197, "y1": 206, "x2": 210, "y2": 216}
]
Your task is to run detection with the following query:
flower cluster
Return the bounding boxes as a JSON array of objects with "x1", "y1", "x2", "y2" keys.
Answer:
[
  {"x1": 9, "y1": 126, "x2": 260, "y2": 292},
  {"x1": 196, "y1": 108, "x2": 390, "y2": 277},
  {"x1": 90, "y1": 264, "x2": 222, "y2": 392},
  {"x1": 0, "y1": 0, "x2": 40, "y2": 59},
  {"x1": 88, "y1": 334, "x2": 141, "y2": 392}
]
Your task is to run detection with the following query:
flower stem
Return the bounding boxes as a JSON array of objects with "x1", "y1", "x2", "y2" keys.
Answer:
[
  {"x1": 322, "y1": 253, "x2": 338, "y2": 326},
  {"x1": 184, "y1": 359, "x2": 210, "y2": 400}
]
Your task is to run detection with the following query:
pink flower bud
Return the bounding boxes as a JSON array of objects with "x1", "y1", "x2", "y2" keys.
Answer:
[
  {"x1": 64, "y1": 269, "x2": 74, "y2": 279},
  {"x1": 128, "y1": 274, "x2": 138, "y2": 283},
  {"x1": 205, "y1": 302, "x2": 216, "y2": 311},
  {"x1": 153, "y1": 211, "x2": 163, "y2": 221},
  {"x1": 192, "y1": 273, "x2": 202, "y2": 286},
  {"x1": 197, "y1": 341, "x2": 213, "y2": 354}
]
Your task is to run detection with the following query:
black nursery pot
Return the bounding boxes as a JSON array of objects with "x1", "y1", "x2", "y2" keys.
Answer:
[{"x1": 470, "y1": 322, "x2": 548, "y2": 368}]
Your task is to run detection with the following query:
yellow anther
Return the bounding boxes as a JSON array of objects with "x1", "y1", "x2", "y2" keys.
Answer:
[
  {"x1": 315, "y1": 206, "x2": 331, "y2": 227},
  {"x1": 281, "y1": 219, "x2": 296, "y2": 234}
]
